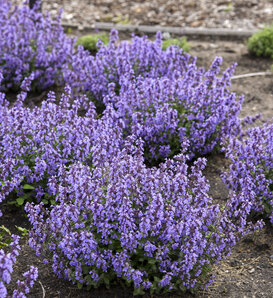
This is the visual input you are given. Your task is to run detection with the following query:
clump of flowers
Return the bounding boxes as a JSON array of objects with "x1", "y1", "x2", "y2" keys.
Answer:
[
  {"x1": 0, "y1": 72, "x2": 124, "y2": 210},
  {"x1": 222, "y1": 123, "x2": 273, "y2": 224},
  {"x1": 103, "y1": 57, "x2": 243, "y2": 162},
  {"x1": 0, "y1": 0, "x2": 75, "y2": 90},
  {"x1": 63, "y1": 30, "x2": 192, "y2": 99},
  {"x1": 0, "y1": 228, "x2": 38, "y2": 298},
  {"x1": 26, "y1": 138, "x2": 243, "y2": 295},
  {"x1": 64, "y1": 31, "x2": 247, "y2": 162}
]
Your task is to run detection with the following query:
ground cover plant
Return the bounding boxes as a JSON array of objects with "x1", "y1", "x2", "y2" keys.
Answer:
[
  {"x1": 26, "y1": 142, "x2": 246, "y2": 295},
  {"x1": 223, "y1": 122, "x2": 273, "y2": 224},
  {"x1": 0, "y1": 0, "x2": 75, "y2": 91},
  {"x1": 0, "y1": 72, "x2": 125, "y2": 213},
  {"x1": 65, "y1": 30, "x2": 250, "y2": 162},
  {"x1": 104, "y1": 59, "x2": 244, "y2": 162},
  {"x1": 0, "y1": 1, "x2": 272, "y2": 297}
]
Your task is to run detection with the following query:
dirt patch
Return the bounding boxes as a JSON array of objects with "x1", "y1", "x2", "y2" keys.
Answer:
[{"x1": 2, "y1": 40, "x2": 273, "y2": 297}]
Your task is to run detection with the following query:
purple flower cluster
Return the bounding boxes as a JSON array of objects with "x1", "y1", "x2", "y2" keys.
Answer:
[
  {"x1": 0, "y1": 234, "x2": 38, "y2": 297},
  {"x1": 0, "y1": 0, "x2": 74, "y2": 90},
  {"x1": 62, "y1": 30, "x2": 245, "y2": 161},
  {"x1": 63, "y1": 30, "x2": 191, "y2": 98},
  {"x1": 103, "y1": 58, "x2": 243, "y2": 161},
  {"x1": 0, "y1": 1, "x2": 270, "y2": 295},
  {"x1": 223, "y1": 123, "x2": 273, "y2": 224},
  {"x1": 26, "y1": 143, "x2": 240, "y2": 293},
  {"x1": 0, "y1": 73, "x2": 124, "y2": 211}
]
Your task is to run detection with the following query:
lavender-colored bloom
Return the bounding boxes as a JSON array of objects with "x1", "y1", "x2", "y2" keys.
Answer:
[
  {"x1": 0, "y1": 0, "x2": 75, "y2": 90},
  {"x1": 26, "y1": 141, "x2": 244, "y2": 293},
  {"x1": 0, "y1": 234, "x2": 38, "y2": 297},
  {"x1": 223, "y1": 122, "x2": 273, "y2": 224},
  {"x1": 0, "y1": 76, "x2": 124, "y2": 210}
]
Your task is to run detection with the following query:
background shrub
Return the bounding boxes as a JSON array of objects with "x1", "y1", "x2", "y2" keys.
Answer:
[
  {"x1": 76, "y1": 33, "x2": 109, "y2": 55},
  {"x1": 247, "y1": 25, "x2": 273, "y2": 58},
  {"x1": 162, "y1": 37, "x2": 190, "y2": 52}
]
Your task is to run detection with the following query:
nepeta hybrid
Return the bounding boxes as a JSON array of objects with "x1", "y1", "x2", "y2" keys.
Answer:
[
  {"x1": 0, "y1": 0, "x2": 74, "y2": 90},
  {"x1": 102, "y1": 58, "x2": 243, "y2": 162},
  {"x1": 0, "y1": 73, "x2": 124, "y2": 211},
  {"x1": 26, "y1": 140, "x2": 244, "y2": 294},
  {"x1": 223, "y1": 122, "x2": 273, "y2": 224}
]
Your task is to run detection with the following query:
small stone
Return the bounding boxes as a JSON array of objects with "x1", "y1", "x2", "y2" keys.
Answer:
[
  {"x1": 249, "y1": 268, "x2": 255, "y2": 273},
  {"x1": 65, "y1": 14, "x2": 74, "y2": 20},
  {"x1": 162, "y1": 32, "x2": 171, "y2": 40}
]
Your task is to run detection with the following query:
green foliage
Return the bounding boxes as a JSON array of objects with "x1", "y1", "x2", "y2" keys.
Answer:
[
  {"x1": 16, "y1": 226, "x2": 29, "y2": 238},
  {"x1": 247, "y1": 25, "x2": 273, "y2": 59},
  {"x1": 162, "y1": 37, "x2": 191, "y2": 52},
  {"x1": 0, "y1": 225, "x2": 12, "y2": 248},
  {"x1": 76, "y1": 33, "x2": 109, "y2": 54}
]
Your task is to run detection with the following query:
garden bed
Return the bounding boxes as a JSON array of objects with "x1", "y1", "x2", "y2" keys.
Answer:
[{"x1": 2, "y1": 38, "x2": 273, "y2": 297}]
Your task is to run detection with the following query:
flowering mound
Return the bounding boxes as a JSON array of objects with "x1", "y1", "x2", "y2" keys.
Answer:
[
  {"x1": 63, "y1": 30, "x2": 191, "y2": 98},
  {"x1": 223, "y1": 123, "x2": 273, "y2": 224},
  {"x1": 26, "y1": 141, "x2": 241, "y2": 294},
  {"x1": 0, "y1": 0, "x2": 74, "y2": 90},
  {"x1": 103, "y1": 58, "x2": 243, "y2": 161},
  {"x1": 0, "y1": 74, "x2": 124, "y2": 212}
]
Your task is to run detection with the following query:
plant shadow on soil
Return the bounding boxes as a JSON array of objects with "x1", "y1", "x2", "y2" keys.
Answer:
[{"x1": 1, "y1": 39, "x2": 273, "y2": 297}]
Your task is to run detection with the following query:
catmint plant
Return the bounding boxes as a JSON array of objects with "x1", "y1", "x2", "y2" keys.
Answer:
[
  {"x1": 102, "y1": 58, "x2": 244, "y2": 162},
  {"x1": 0, "y1": 0, "x2": 75, "y2": 90},
  {"x1": 222, "y1": 122, "x2": 273, "y2": 224},
  {"x1": 0, "y1": 72, "x2": 124, "y2": 210},
  {"x1": 26, "y1": 139, "x2": 246, "y2": 294}
]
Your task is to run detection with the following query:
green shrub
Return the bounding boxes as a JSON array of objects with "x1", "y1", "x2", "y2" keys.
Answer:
[
  {"x1": 162, "y1": 37, "x2": 190, "y2": 52},
  {"x1": 247, "y1": 25, "x2": 273, "y2": 58},
  {"x1": 76, "y1": 33, "x2": 109, "y2": 54}
]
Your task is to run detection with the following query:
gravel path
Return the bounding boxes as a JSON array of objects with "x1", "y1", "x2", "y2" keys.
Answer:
[
  {"x1": 43, "y1": 0, "x2": 273, "y2": 30},
  {"x1": 10, "y1": 1, "x2": 273, "y2": 30}
]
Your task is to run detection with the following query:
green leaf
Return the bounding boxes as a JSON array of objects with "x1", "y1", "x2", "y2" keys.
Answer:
[
  {"x1": 50, "y1": 199, "x2": 56, "y2": 205},
  {"x1": 7, "y1": 200, "x2": 17, "y2": 205},
  {"x1": 15, "y1": 226, "x2": 28, "y2": 237},
  {"x1": 16, "y1": 197, "x2": 25, "y2": 205},
  {"x1": 23, "y1": 184, "x2": 35, "y2": 190},
  {"x1": 148, "y1": 258, "x2": 156, "y2": 265},
  {"x1": 133, "y1": 287, "x2": 145, "y2": 296},
  {"x1": 77, "y1": 282, "x2": 83, "y2": 289},
  {"x1": 0, "y1": 225, "x2": 11, "y2": 235},
  {"x1": 42, "y1": 199, "x2": 48, "y2": 205}
]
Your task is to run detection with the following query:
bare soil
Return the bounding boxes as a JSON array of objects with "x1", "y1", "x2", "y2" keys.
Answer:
[{"x1": 1, "y1": 40, "x2": 273, "y2": 297}]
